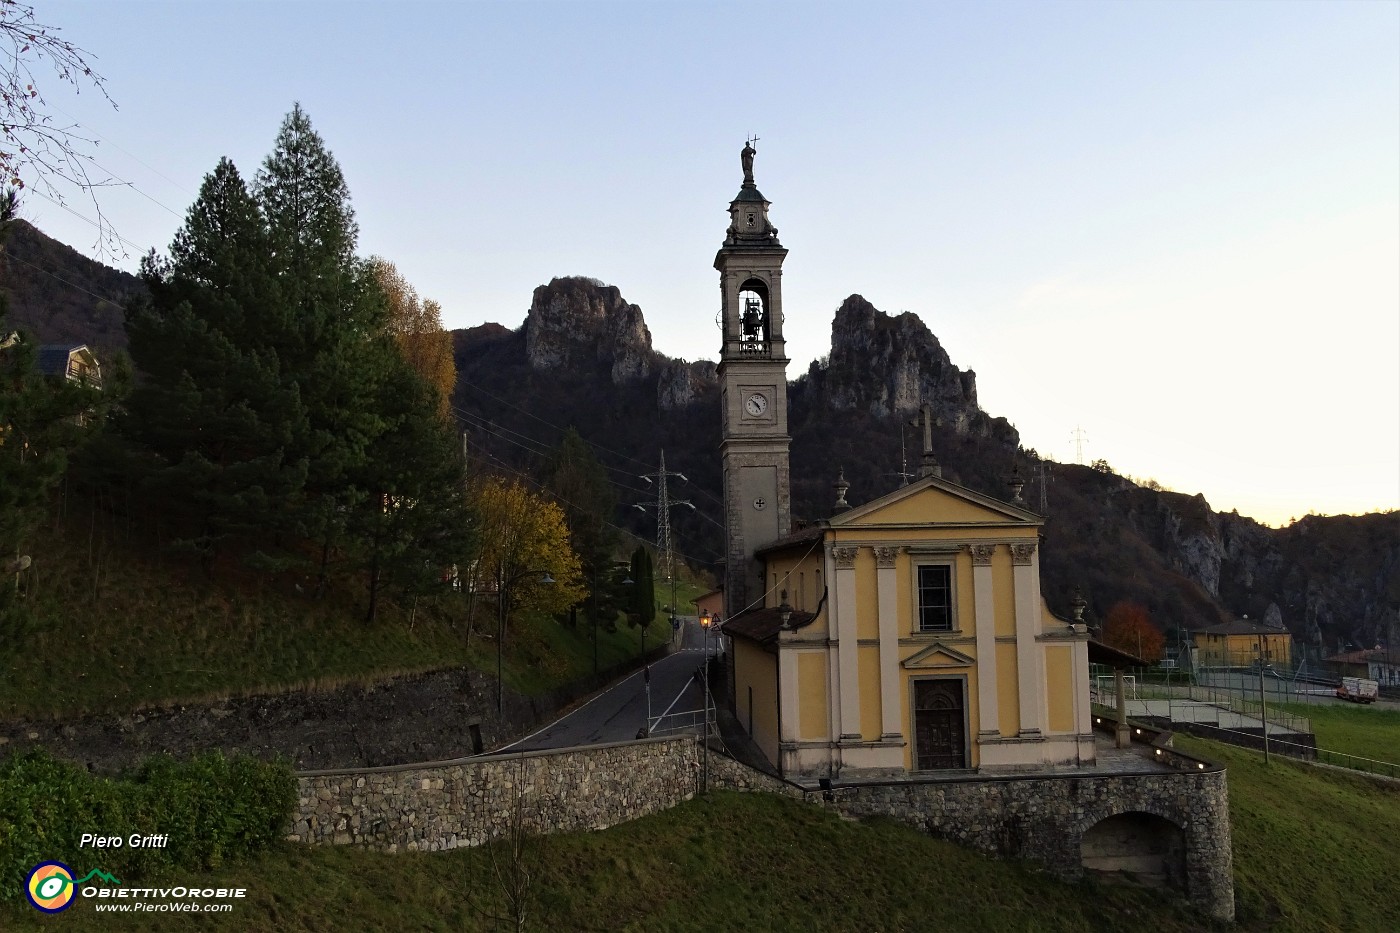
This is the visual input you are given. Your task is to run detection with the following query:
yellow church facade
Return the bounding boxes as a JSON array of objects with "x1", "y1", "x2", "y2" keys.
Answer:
[{"x1": 727, "y1": 474, "x2": 1096, "y2": 779}]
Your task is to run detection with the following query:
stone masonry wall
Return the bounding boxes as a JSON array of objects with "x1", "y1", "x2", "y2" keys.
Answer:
[
  {"x1": 739, "y1": 768, "x2": 1235, "y2": 922},
  {"x1": 289, "y1": 737, "x2": 699, "y2": 852},
  {"x1": 290, "y1": 736, "x2": 1233, "y2": 923}
]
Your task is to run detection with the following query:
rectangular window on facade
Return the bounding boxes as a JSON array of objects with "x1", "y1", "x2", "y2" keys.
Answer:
[{"x1": 917, "y1": 564, "x2": 953, "y2": 632}]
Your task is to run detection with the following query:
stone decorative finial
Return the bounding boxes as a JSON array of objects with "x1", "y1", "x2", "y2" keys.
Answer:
[
  {"x1": 833, "y1": 468, "x2": 851, "y2": 513},
  {"x1": 1007, "y1": 467, "x2": 1026, "y2": 505},
  {"x1": 1071, "y1": 588, "x2": 1092, "y2": 635}
]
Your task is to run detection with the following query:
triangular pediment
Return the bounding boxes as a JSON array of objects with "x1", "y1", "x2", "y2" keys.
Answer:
[
  {"x1": 830, "y1": 474, "x2": 1040, "y2": 528},
  {"x1": 902, "y1": 642, "x2": 976, "y2": 669}
]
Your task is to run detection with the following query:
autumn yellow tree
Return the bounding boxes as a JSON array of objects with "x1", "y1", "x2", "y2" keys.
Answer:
[
  {"x1": 371, "y1": 257, "x2": 457, "y2": 420},
  {"x1": 464, "y1": 476, "x2": 585, "y2": 642},
  {"x1": 1102, "y1": 600, "x2": 1165, "y2": 663}
]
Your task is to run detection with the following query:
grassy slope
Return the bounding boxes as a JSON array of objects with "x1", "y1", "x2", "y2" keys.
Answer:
[
  {"x1": 1175, "y1": 736, "x2": 1400, "y2": 932},
  {"x1": 2, "y1": 791, "x2": 1202, "y2": 933},
  {"x1": 0, "y1": 520, "x2": 691, "y2": 718},
  {"x1": 1275, "y1": 700, "x2": 1400, "y2": 765},
  {"x1": 6, "y1": 735, "x2": 1399, "y2": 931}
]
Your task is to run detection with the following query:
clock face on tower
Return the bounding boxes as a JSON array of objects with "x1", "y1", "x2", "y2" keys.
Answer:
[{"x1": 745, "y1": 393, "x2": 768, "y2": 417}]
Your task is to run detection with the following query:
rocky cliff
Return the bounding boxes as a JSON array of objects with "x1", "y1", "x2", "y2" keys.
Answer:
[
  {"x1": 469, "y1": 277, "x2": 1396, "y2": 653},
  {"x1": 802, "y1": 295, "x2": 1018, "y2": 446},
  {"x1": 520, "y1": 276, "x2": 719, "y2": 410},
  {"x1": 524, "y1": 277, "x2": 658, "y2": 384},
  {"x1": 5, "y1": 219, "x2": 1391, "y2": 656}
]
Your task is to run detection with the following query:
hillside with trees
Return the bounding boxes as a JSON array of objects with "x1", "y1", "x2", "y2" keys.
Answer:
[{"x1": 4, "y1": 190, "x2": 1395, "y2": 670}]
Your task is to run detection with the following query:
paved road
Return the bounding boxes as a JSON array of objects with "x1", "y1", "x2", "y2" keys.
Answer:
[{"x1": 498, "y1": 617, "x2": 715, "y2": 753}]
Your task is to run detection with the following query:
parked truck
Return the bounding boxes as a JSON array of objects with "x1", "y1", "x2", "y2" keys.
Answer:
[{"x1": 1336, "y1": 677, "x2": 1379, "y2": 704}]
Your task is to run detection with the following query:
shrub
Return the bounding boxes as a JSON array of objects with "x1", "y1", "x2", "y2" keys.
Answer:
[{"x1": 0, "y1": 749, "x2": 295, "y2": 899}]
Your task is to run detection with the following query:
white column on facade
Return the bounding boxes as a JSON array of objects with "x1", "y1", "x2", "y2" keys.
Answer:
[
  {"x1": 971, "y1": 544, "x2": 999, "y2": 736},
  {"x1": 833, "y1": 546, "x2": 862, "y2": 740},
  {"x1": 1011, "y1": 542, "x2": 1044, "y2": 735},
  {"x1": 874, "y1": 546, "x2": 901, "y2": 738}
]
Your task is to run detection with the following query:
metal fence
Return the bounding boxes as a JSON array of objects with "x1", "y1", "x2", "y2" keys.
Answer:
[{"x1": 1091, "y1": 680, "x2": 1400, "y2": 781}]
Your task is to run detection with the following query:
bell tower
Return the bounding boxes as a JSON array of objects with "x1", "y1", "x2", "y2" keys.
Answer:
[{"x1": 717, "y1": 139, "x2": 791, "y2": 620}]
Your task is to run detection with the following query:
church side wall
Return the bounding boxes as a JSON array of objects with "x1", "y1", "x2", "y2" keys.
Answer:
[{"x1": 733, "y1": 639, "x2": 780, "y2": 763}]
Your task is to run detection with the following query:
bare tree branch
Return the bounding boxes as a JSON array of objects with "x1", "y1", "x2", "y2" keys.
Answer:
[{"x1": 2, "y1": 0, "x2": 120, "y2": 253}]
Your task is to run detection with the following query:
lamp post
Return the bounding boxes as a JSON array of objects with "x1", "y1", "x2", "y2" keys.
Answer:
[
  {"x1": 1257, "y1": 631, "x2": 1270, "y2": 763},
  {"x1": 642, "y1": 618, "x2": 652, "y2": 736},
  {"x1": 497, "y1": 568, "x2": 554, "y2": 715},
  {"x1": 591, "y1": 564, "x2": 599, "y2": 677},
  {"x1": 700, "y1": 608, "x2": 717, "y2": 793}
]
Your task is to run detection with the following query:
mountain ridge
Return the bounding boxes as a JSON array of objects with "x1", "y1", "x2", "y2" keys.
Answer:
[{"x1": 4, "y1": 225, "x2": 1396, "y2": 655}]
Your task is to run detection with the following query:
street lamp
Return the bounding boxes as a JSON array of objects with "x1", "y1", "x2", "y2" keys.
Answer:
[
  {"x1": 699, "y1": 607, "x2": 719, "y2": 793},
  {"x1": 497, "y1": 568, "x2": 554, "y2": 715},
  {"x1": 1257, "y1": 631, "x2": 1270, "y2": 763}
]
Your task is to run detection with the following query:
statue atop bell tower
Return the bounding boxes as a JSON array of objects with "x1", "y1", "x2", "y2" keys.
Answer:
[{"x1": 716, "y1": 140, "x2": 792, "y2": 620}]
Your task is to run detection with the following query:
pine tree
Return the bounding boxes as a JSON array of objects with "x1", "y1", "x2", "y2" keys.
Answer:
[
  {"x1": 255, "y1": 104, "x2": 388, "y2": 590},
  {"x1": 352, "y1": 353, "x2": 474, "y2": 623},
  {"x1": 122, "y1": 159, "x2": 309, "y2": 569}
]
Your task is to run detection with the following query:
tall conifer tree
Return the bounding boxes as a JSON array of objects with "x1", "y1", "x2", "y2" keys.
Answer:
[
  {"x1": 255, "y1": 104, "x2": 388, "y2": 588},
  {"x1": 352, "y1": 355, "x2": 474, "y2": 622},
  {"x1": 123, "y1": 158, "x2": 309, "y2": 567}
]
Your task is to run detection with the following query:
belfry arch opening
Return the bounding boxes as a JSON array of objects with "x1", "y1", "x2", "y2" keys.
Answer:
[{"x1": 738, "y1": 279, "x2": 770, "y2": 353}]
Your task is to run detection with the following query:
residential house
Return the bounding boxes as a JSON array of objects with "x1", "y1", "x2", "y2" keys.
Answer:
[{"x1": 1192, "y1": 618, "x2": 1293, "y2": 669}]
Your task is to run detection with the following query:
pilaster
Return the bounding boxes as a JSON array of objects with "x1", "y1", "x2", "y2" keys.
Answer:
[
  {"x1": 874, "y1": 546, "x2": 902, "y2": 739},
  {"x1": 832, "y1": 545, "x2": 862, "y2": 741},
  {"x1": 970, "y1": 544, "x2": 999, "y2": 737},
  {"x1": 1011, "y1": 543, "x2": 1043, "y2": 736}
]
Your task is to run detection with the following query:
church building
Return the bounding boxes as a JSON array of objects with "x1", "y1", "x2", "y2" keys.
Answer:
[{"x1": 717, "y1": 143, "x2": 1096, "y2": 779}]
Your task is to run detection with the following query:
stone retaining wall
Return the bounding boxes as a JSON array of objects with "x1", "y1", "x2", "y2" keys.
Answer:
[
  {"x1": 288, "y1": 736, "x2": 699, "y2": 852},
  {"x1": 756, "y1": 767, "x2": 1234, "y2": 922},
  {"x1": 290, "y1": 736, "x2": 1233, "y2": 922}
]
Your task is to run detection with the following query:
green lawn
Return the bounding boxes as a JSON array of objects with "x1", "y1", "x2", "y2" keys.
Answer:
[
  {"x1": 1174, "y1": 735, "x2": 1400, "y2": 932},
  {"x1": 1273, "y1": 701, "x2": 1400, "y2": 766},
  {"x1": 0, "y1": 791, "x2": 1204, "y2": 933}
]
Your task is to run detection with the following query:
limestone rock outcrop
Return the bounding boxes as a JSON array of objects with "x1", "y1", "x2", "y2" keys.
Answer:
[
  {"x1": 806, "y1": 294, "x2": 1017, "y2": 444},
  {"x1": 524, "y1": 277, "x2": 658, "y2": 384}
]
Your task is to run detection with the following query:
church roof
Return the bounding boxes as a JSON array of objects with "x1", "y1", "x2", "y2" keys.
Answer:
[
  {"x1": 1195, "y1": 619, "x2": 1289, "y2": 637},
  {"x1": 1088, "y1": 639, "x2": 1150, "y2": 669},
  {"x1": 732, "y1": 186, "x2": 768, "y2": 203},
  {"x1": 827, "y1": 471, "x2": 1042, "y2": 528},
  {"x1": 755, "y1": 525, "x2": 825, "y2": 558},
  {"x1": 723, "y1": 606, "x2": 818, "y2": 647}
]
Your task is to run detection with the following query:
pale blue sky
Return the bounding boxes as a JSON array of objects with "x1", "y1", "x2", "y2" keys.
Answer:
[{"x1": 21, "y1": 0, "x2": 1400, "y2": 526}]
